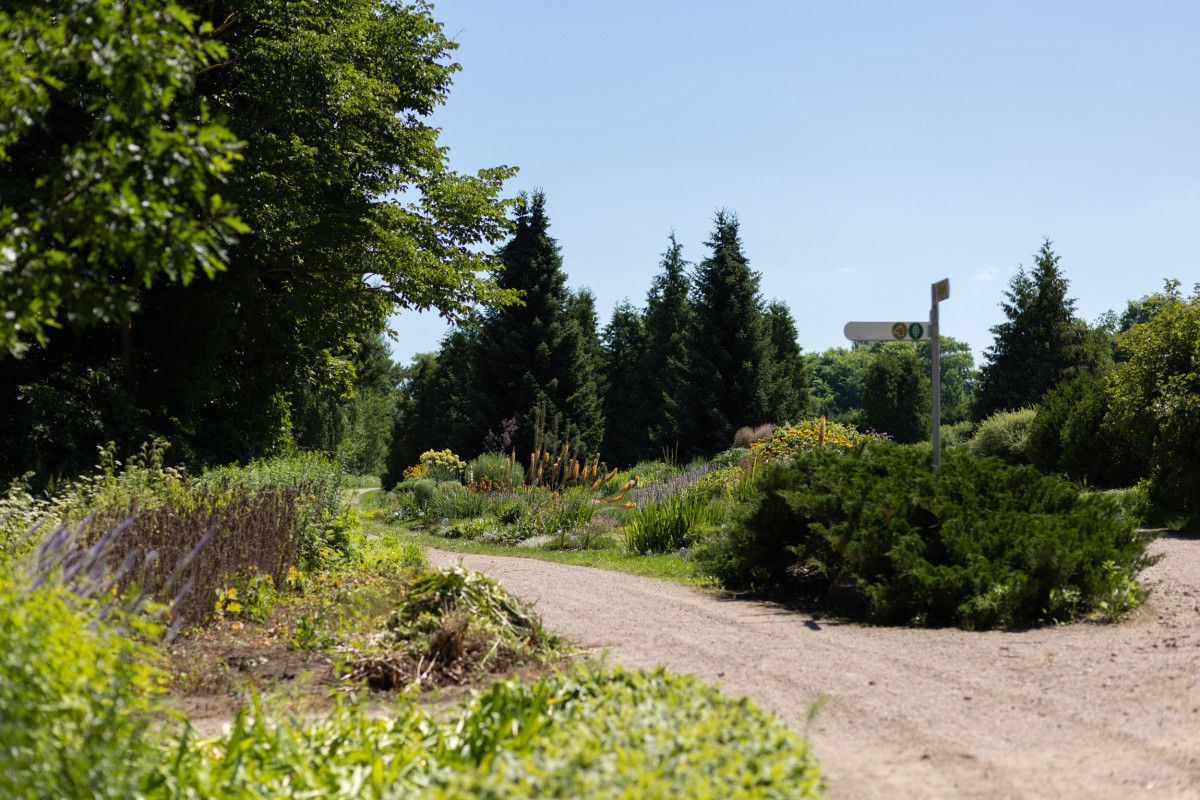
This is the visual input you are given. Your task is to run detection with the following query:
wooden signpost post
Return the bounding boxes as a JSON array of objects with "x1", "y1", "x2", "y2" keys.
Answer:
[{"x1": 844, "y1": 278, "x2": 951, "y2": 470}]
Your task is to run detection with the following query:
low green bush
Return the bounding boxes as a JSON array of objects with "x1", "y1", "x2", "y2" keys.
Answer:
[
  {"x1": 468, "y1": 453, "x2": 525, "y2": 489},
  {"x1": 152, "y1": 665, "x2": 822, "y2": 799},
  {"x1": 697, "y1": 444, "x2": 1153, "y2": 629},
  {"x1": 405, "y1": 478, "x2": 438, "y2": 509},
  {"x1": 709, "y1": 447, "x2": 751, "y2": 470},
  {"x1": 965, "y1": 407, "x2": 1036, "y2": 465},
  {"x1": 0, "y1": 578, "x2": 164, "y2": 800}
]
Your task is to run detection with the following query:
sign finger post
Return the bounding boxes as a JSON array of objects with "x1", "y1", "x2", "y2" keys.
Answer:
[{"x1": 844, "y1": 278, "x2": 950, "y2": 470}]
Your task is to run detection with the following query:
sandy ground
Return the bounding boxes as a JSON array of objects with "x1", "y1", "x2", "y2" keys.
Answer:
[{"x1": 428, "y1": 536, "x2": 1200, "y2": 800}]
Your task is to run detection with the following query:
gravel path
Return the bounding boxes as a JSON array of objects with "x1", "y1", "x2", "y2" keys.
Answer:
[{"x1": 428, "y1": 536, "x2": 1200, "y2": 799}]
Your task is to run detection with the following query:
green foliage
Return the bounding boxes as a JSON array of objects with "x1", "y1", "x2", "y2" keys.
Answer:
[
  {"x1": 152, "y1": 665, "x2": 821, "y2": 799},
  {"x1": 764, "y1": 299, "x2": 811, "y2": 423},
  {"x1": 642, "y1": 233, "x2": 694, "y2": 456},
  {"x1": 710, "y1": 447, "x2": 751, "y2": 470},
  {"x1": 2, "y1": 0, "x2": 520, "y2": 481},
  {"x1": 698, "y1": 445, "x2": 1152, "y2": 629},
  {"x1": 406, "y1": 479, "x2": 438, "y2": 510},
  {"x1": 809, "y1": 338, "x2": 975, "y2": 427},
  {"x1": 1108, "y1": 280, "x2": 1200, "y2": 511},
  {"x1": 476, "y1": 191, "x2": 606, "y2": 459},
  {"x1": 966, "y1": 407, "x2": 1036, "y2": 465},
  {"x1": 419, "y1": 448, "x2": 466, "y2": 484},
  {"x1": 0, "y1": 580, "x2": 163, "y2": 799},
  {"x1": 620, "y1": 492, "x2": 724, "y2": 555},
  {"x1": 468, "y1": 452, "x2": 524, "y2": 488},
  {"x1": 0, "y1": 0, "x2": 246, "y2": 356},
  {"x1": 975, "y1": 239, "x2": 1109, "y2": 421},
  {"x1": 861, "y1": 348, "x2": 931, "y2": 443},
  {"x1": 680, "y1": 210, "x2": 775, "y2": 457},
  {"x1": 1025, "y1": 372, "x2": 1148, "y2": 488},
  {"x1": 600, "y1": 299, "x2": 651, "y2": 467}
]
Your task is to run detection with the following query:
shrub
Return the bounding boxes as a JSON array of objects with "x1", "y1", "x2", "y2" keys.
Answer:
[
  {"x1": 697, "y1": 444, "x2": 1153, "y2": 629},
  {"x1": 1108, "y1": 280, "x2": 1200, "y2": 511},
  {"x1": 751, "y1": 417, "x2": 866, "y2": 462},
  {"x1": 468, "y1": 452, "x2": 525, "y2": 488},
  {"x1": 406, "y1": 478, "x2": 438, "y2": 509},
  {"x1": 965, "y1": 407, "x2": 1036, "y2": 465},
  {"x1": 1025, "y1": 373, "x2": 1148, "y2": 488},
  {"x1": 939, "y1": 420, "x2": 975, "y2": 449},
  {"x1": 0, "y1": 577, "x2": 164, "y2": 799},
  {"x1": 709, "y1": 447, "x2": 750, "y2": 470},
  {"x1": 419, "y1": 449, "x2": 466, "y2": 484}
]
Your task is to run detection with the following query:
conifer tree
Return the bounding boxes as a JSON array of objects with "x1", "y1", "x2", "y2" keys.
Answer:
[
  {"x1": 642, "y1": 233, "x2": 693, "y2": 454},
  {"x1": 600, "y1": 301, "x2": 649, "y2": 467},
  {"x1": 975, "y1": 239, "x2": 1106, "y2": 421},
  {"x1": 476, "y1": 191, "x2": 604, "y2": 459},
  {"x1": 681, "y1": 211, "x2": 773, "y2": 457},
  {"x1": 764, "y1": 300, "x2": 810, "y2": 423},
  {"x1": 862, "y1": 348, "x2": 931, "y2": 443}
]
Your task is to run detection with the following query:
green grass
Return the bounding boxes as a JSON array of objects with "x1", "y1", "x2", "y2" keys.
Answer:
[{"x1": 373, "y1": 522, "x2": 717, "y2": 588}]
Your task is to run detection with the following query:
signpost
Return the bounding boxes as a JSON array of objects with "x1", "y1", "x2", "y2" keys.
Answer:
[
  {"x1": 844, "y1": 278, "x2": 951, "y2": 470},
  {"x1": 843, "y1": 321, "x2": 933, "y2": 342}
]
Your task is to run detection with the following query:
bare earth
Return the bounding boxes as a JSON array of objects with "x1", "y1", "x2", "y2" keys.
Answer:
[{"x1": 428, "y1": 536, "x2": 1200, "y2": 799}]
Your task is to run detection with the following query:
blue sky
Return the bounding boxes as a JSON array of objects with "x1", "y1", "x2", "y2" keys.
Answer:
[{"x1": 388, "y1": 1, "x2": 1200, "y2": 369}]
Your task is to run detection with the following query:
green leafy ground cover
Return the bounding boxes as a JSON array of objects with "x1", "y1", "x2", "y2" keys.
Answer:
[
  {"x1": 1, "y1": 453, "x2": 823, "y2": 798},
  {"x1": 1, "y1": 528, "x2": 823, "y2": 799}
]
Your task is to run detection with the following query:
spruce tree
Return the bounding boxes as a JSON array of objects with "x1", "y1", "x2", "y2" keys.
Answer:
[
  {"x1": 975, "y1": 239, "x2": 1105, "y2": 421},
  {"x1": 764, "y1": 300, "x2": 810, "y2": 424},
  {"x1": 476, "y1": 191, "x2": 604, "y2": 459},
  {"x1": 642, "y1": 233, "x2": 693, "y2": 455},
  {"x1": 600, "y1": 301, "x2": 649, "y2": 467},
  {"x1": 682, "y1": 211, "x2": 773, "y2": 457}
]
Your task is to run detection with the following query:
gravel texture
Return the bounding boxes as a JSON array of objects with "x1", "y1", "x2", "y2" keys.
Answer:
[{"x1": 429, "y1": 535, "x2": 1200, "y2": 799}]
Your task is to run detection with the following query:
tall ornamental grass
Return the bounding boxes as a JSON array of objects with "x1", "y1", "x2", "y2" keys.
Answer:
[{"x1": 620, "y1": 492, "x2": 723, "y2": 554}]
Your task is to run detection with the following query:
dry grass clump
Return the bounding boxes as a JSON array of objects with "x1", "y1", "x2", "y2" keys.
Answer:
[{"x1": 733, "y1": 424, "x2": 774, "y2": 449}]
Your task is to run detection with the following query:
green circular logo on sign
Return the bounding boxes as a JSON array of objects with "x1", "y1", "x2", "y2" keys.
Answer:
[{"x1": 908, "y1": 323, "x2": 923, "y2": 340}]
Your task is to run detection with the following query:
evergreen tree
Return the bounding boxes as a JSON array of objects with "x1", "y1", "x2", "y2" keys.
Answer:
[
  {"x1": 600, "y1": 301, "x2": 649, "y2": 467},
  {"x1": 862, "y1": 349, "x2": 931, "y2": 443},
  {"x1": 476, "y1": 192, "x2": 604, "y2": 460},
  {"x1": 975, "y1": 239, "x2": 1107, "y2": 422},
  {"x1": 642, "y1": 234, "x2": 693, "y2": 455},
  {"x1": 681, "y1": 211, "x2": 773, "y2": 457},
  {"x1": 383, "y1": 326, "x2": 483, "y2": 489},
  {"x1": 764, "y1": 300, "x2": 810, "y2": 423}
]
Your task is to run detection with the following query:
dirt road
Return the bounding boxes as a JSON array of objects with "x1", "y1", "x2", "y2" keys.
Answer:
[{"x1": 429, "y1": 536, "x2": 1200, "y2": 799}]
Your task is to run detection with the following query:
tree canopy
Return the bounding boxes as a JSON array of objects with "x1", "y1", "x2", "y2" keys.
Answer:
[
  {"x1": 0, "y1": 0, "x2": 521, "y2": 481},
  {"x1": 681, "y1": 211, "x2": 773, "y2": 457},
  {"x1": 0, "y1": 0, "x2": 245, "y2": 356},
  {"x1": 1108, "y1": 280, "x2": 1200, "y2": 511},
  {"x1": 974, "y1": 239, "x2": 1106, "y2": 421}
]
